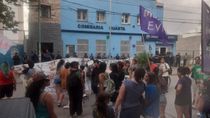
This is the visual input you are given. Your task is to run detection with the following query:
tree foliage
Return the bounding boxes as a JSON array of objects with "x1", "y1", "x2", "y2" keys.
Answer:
[
  {"x1": 0, "y1": 0, "x2": 19, "y2": 30},
  {"x1": 136, "y1": 52, "x2": 150, "y2": 69}
]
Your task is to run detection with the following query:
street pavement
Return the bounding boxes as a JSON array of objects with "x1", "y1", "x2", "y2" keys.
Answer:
[{"x1": 13, "y1": 68, "x2": 199, "y2": 118}]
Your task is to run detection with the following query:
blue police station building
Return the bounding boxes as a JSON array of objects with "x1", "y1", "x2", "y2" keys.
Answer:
[{"x1": 60, "y1": 0, "x2": 177, "y2": 58}]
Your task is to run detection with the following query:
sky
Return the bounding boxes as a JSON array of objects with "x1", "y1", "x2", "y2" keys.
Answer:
[
  {"x1": 161, "y1": 0, "x2": 209, "y2": 35},
  {"x1": 22, "y1": 0, "x2": 208, "y2": 36}
]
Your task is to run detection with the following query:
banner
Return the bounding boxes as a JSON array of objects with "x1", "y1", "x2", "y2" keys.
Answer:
[
  {"x1": 13, "y1": 58, "x2": 124, "y2": 76},
  {"x1": 202, "y1": 1, "x2": 210, "y2": 73},
  {"x1": 140, "y1": 6, "x2": 168, "y2": 44},
  {"x1": 0, "y1": 34, "x2": 15, "y2": 55}
]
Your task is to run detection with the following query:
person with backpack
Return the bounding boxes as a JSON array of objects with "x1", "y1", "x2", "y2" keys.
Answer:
[
  {"x1": 109, "y1": 63, "x2": 120, "y2": 103},
  {"x1": 158, "y1": 57, "x2": 171, "y2": 118},
  {"x1": 98, "y1": 70, "x2": 115, "y2": 96},
  {"x1": 114, "y1": 67, "x2": 146, "y2": 118}
]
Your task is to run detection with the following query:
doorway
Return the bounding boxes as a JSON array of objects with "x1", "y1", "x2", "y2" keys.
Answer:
[
  {"x1": 160, "y1": 47, "x2": 166, "y2": 55},
  {"x1": 66, "y1": 45, "x2": 75, "y2": 57}
]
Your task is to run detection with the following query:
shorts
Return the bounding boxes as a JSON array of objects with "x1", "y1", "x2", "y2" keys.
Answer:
[
  {"x1": 160, "y1": 94, "x2": 167, "y2": 105},
  {"x1": 0, "y1": 84, "x2": 14, "y2": 99}
]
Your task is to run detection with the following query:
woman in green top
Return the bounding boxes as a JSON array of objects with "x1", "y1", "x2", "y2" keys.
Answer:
[
  {"x1": 191, "y1": 57, "x2": 203, "y2": 108},
  {"x1": 26, "y1": 72, "x2": 57, "y2": 118}
]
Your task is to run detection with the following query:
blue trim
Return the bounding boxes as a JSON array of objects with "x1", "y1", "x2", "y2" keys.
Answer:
[
  {"x1": 145, "y1": 38, "x2": 177, "y2": 42},
  {"x1": 61, "y1": 29, "x2": 144, "y2": 36},
  {"x1": 61, "y1": 29, "x2": 177, "y2": 41}
]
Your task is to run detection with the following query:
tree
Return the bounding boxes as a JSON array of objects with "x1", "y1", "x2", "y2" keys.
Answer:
[
  {"x1": 0, "y1": 0, "x2": 19, "y2": 30},
  {"x1": 136, "y1": 52, "x2": 150, "y2": 70}
]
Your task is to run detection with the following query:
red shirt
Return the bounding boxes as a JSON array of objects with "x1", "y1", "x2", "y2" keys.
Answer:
[
  {"x1": 150, "y1": 63, "x2": 158, "y2": 72},
  {"x1": 0, "y1": 70, "x2": 15, "y2": 85}
]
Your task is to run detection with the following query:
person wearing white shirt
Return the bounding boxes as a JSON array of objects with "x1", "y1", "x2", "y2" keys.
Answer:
[{"x1": 159, "y1": 57, "x2": 170, "y2": 118}]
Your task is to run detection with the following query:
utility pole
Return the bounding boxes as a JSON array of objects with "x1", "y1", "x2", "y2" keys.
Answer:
[
  {"x1": 109, "y1": 0, "x2": 112, "y2": 58},
  {"x1": 38, "y1": 0, "x2": 41, "y2": 62}
]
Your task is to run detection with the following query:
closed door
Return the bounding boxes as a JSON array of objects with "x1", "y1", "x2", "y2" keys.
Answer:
[{"x1": 66, "y1": 45, "x2": 75, "y2": 56}]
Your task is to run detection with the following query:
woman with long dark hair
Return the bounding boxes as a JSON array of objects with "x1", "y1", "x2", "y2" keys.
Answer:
[
  {"x1": 144, "y1": 72, "x2": 160, "y2": 118},
  {"x1": 26, "y1": 72, "x2": 57, "y2": 118},
  {"x1": 114, "y1": 67, "x2": 146, "y2": 118},
  {"x1": 109, "y1": 63, "x2": 119, "y2": 102},
  {"x1": 92, "y1": 92, "x2": 115, "y2": 118}
]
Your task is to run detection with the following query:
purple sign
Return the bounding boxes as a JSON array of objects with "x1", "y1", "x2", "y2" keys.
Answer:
[
  {"x1": 140, "y1": 6, "x2": 168, "y2": 44},
  {"x1": 202, "y1": 1, "x2": 210, "y2": 73}
]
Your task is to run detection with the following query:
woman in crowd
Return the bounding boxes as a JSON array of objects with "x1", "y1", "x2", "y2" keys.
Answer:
[
  {"x1": 26, "y1": 72, "x2": 57, "y2": 118},
  {"x1": 54, "y1": 59, "x2": 65, "y2": 107},
  {"x1": 159, "y1": 57, "x2": 170, "y2": 118},
  {"x1": 191, "y1": 56, "x2": 203, "y2": 108},
  {"x1": 60, "y1": 62, "x2": 71, "y2": 109},
  {"x1": 109, "y1": 63, "x2": 119, "y2": 102},
  {"x1": 117, "y1": 61, "x2": 125, "y2": 84},
  {"x1": 197, "y1": 79, "x2": 210, "y2": 118},
  {"x1": 114, "y1": 67, "x2": 146, "y2": 118},
  {"x1": 67, "y1": 61, "x2": 84, "y2": 117},
  {"x1": 92, "y1": 92, "x2": 115, "y2": 118},
  {"x1": 98, "y1": 62, "x2": 108, "y2": 93},
  {"x1": 175, "y1": 67, "x2": 192, "y2": 118},
  {"x1": 0, "y1": 62, "x2": 16, "y2": 99},
  {"x1": 144, "y1": 72, "x2": 160, "y2": 118},
  {"x1": 123, "y1": 60, "x2": 130, "y2": 76}
]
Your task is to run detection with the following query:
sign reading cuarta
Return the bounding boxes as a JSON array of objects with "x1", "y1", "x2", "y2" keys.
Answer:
[{"x1": 110, "y1": 26, "x2": 125, "y2": 31}]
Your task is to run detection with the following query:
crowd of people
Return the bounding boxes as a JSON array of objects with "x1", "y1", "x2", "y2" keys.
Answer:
[{"x1": 0, "y1": 55, "x2": 210, "y2": 118}]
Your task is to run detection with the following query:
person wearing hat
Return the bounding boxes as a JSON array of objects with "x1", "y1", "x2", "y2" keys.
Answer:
[
  {"x1": 26, "y1": 72, "x2": 57, "y2": 118},
  {"x1": 67, "y1": 61, "x2": 84, "y2": 117}
]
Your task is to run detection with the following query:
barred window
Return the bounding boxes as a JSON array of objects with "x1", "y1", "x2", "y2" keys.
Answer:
[
  {"x1": 96, "y1": 40, "x2": 106, "y2": 54},
  {"x1": 120, "y1": 40, "x2": 130, "y2": 56},
  {"x1": 121, "y1": 13, "x2": 130, "y2": 24},
  {"x1": 77, "y1": 39, "x2": 88, "y2": 57},
  {"x1": 97, "y1": 11, "x2": 105, "y2": 22},
  {"x1": 77, "y1": 9, "x2": 88, "y2": 21},
  {"x1": 40, "y1": 5, "x2": 51, "y2": 18},
  {"x1": 136, "y1": 41, "x2": 144, "y2": 54}
]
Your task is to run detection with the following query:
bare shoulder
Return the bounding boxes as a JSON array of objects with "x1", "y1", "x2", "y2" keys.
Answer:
[{"x1": 42, "y1": 92, "x2": 54, "y2": 103}]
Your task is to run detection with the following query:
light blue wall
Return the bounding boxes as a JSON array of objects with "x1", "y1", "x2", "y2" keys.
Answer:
[
  {"x1": 60, "y1": 0, "x2": 171, "y2": 57},
  {"x1": 61, "y1": 0, "x2": 163, "y2": 33}
]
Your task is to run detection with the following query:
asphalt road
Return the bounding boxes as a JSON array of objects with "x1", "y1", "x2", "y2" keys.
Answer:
[{"x1": 13, "y1": 68, "x2": 198, "y2": 118}]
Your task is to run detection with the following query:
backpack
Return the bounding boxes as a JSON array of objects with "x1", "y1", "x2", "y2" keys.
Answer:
[
  {"x1": 164, "y1": 63, "x2": 172, "y2": 75},
  {"x1": 168, "y1": 67, "x2": 173, "y2": 75},
  {"x1": 104, "y1": 73, "x2": 115, "y2": 95}
]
